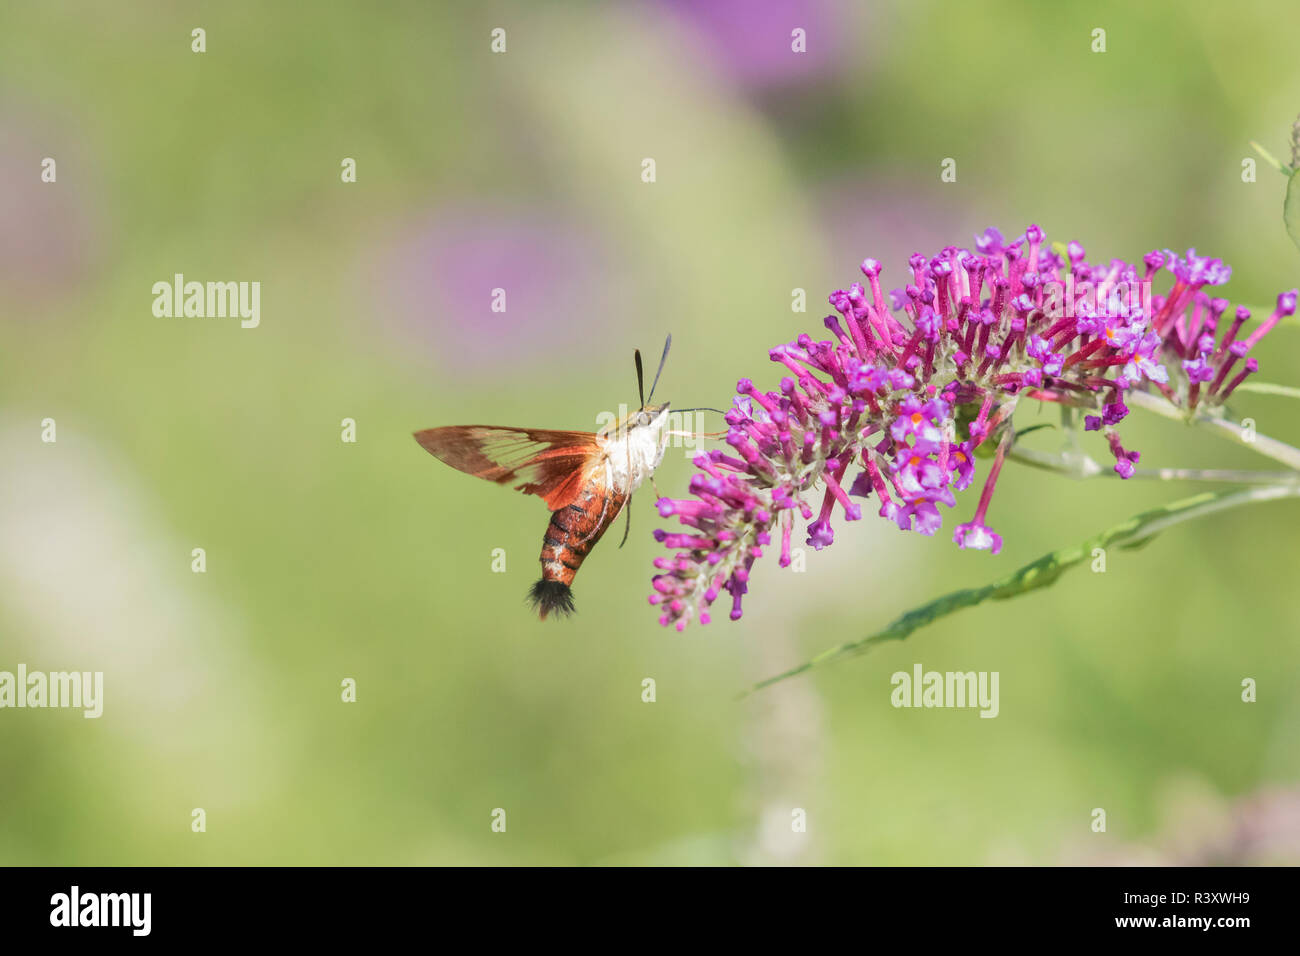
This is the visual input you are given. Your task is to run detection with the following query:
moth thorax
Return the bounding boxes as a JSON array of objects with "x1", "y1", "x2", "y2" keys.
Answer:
[{"x1": 607, "y1": 417, "x2": 668, "y2": 493}]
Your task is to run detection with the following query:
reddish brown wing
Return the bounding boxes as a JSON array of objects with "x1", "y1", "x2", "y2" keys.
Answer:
[{"x1": 413, "y1": 426, "x2": 601, "y2": 511}]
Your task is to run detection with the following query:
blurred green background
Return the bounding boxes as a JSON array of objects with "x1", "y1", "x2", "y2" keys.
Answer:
[{"x1": 2, "y1": 0, "x2": 1298, "y2": 865}]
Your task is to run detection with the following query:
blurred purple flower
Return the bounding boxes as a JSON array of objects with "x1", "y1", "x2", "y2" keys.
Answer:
[
  {"x1": 0, "y1": 107, "x2": 101, "y2": 310},
  {"x1": 658, "y1": 0, "x2": 850, "y2": 91},
  {"x1": 360, "y1": 205, "x2": 612, "y2": 371}
]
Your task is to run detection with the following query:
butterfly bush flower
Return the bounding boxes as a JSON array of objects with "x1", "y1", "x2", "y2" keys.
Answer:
[{"x1": 649, "y1": 225, "x2": 1297, "y2": 630}]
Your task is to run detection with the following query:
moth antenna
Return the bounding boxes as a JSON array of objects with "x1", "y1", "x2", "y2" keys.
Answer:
[
  {"x1": 634, "y1": 349, "x2": 645, "y2": 410},
  {"x1": 646, "y1": 333, "x2": 672, "y2": 403}
]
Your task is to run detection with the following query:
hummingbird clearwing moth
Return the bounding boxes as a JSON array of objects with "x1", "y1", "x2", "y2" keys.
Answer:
[{"x1": 415, "y1": 336, "x2": 677, "y2": 620}]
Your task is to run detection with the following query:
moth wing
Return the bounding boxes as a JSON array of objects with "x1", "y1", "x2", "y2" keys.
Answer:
[{"x1": 413, "y1": 426, "x2": 602, "y2": 511}]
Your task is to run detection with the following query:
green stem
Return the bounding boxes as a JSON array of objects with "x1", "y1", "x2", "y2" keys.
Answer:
[
  {"x1": 1008, "y1": 446, "x2": 1299, "y2": 485},
  {"x1": 1233, "y1": 306, "x2": 1298, "y2": 330},
  {"x1": 1008, "y1": 446, "x2": 1101, "y2": 478},
  {"x1": 1235, "y1": 381, "x2": 1300, "y2": 400},
  {"x1": 1126, "y1": 467, "x2": 1300, "y2": 484},
  {"x1": 744, "y1": 484, "x2": 1300, "y2": 696},
  {"x1": 1126, "y1": 390, "x2": 1300, "y2": 472},
  {"x1": 1249, "y1": 140, "x2": 1293, "y2": 176}
]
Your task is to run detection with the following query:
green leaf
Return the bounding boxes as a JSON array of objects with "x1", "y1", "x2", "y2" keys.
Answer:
[
  {"x1": 1013, "y1": 423, "x2": 1056, "y2": 441},
  {"x1": 1286, "y1": 168, "x2": 1300, "y2": 253},
  {"x1": 744, "y1": 485, "x2": 1300, "y2": 696}
]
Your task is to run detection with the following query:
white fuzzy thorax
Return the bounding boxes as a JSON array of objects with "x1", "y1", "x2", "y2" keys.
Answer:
[{"x1": 601, "y1": 406, "x2": 670, "y2": 494}]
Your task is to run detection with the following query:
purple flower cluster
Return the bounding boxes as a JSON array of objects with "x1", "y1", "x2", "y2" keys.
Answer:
[{"x1": 649, "y1": 226, "x2": 1297, "y2": 630}]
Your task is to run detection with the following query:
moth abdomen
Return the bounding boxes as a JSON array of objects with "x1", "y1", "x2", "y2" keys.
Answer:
[{"x1": 533, "y1": 481, "x2": 628, "y2": 619}]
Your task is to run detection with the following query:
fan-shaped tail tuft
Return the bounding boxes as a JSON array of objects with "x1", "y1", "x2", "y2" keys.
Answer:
[{"x1": 528, "y1": 578, "x2": 576, "y2": 620}]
